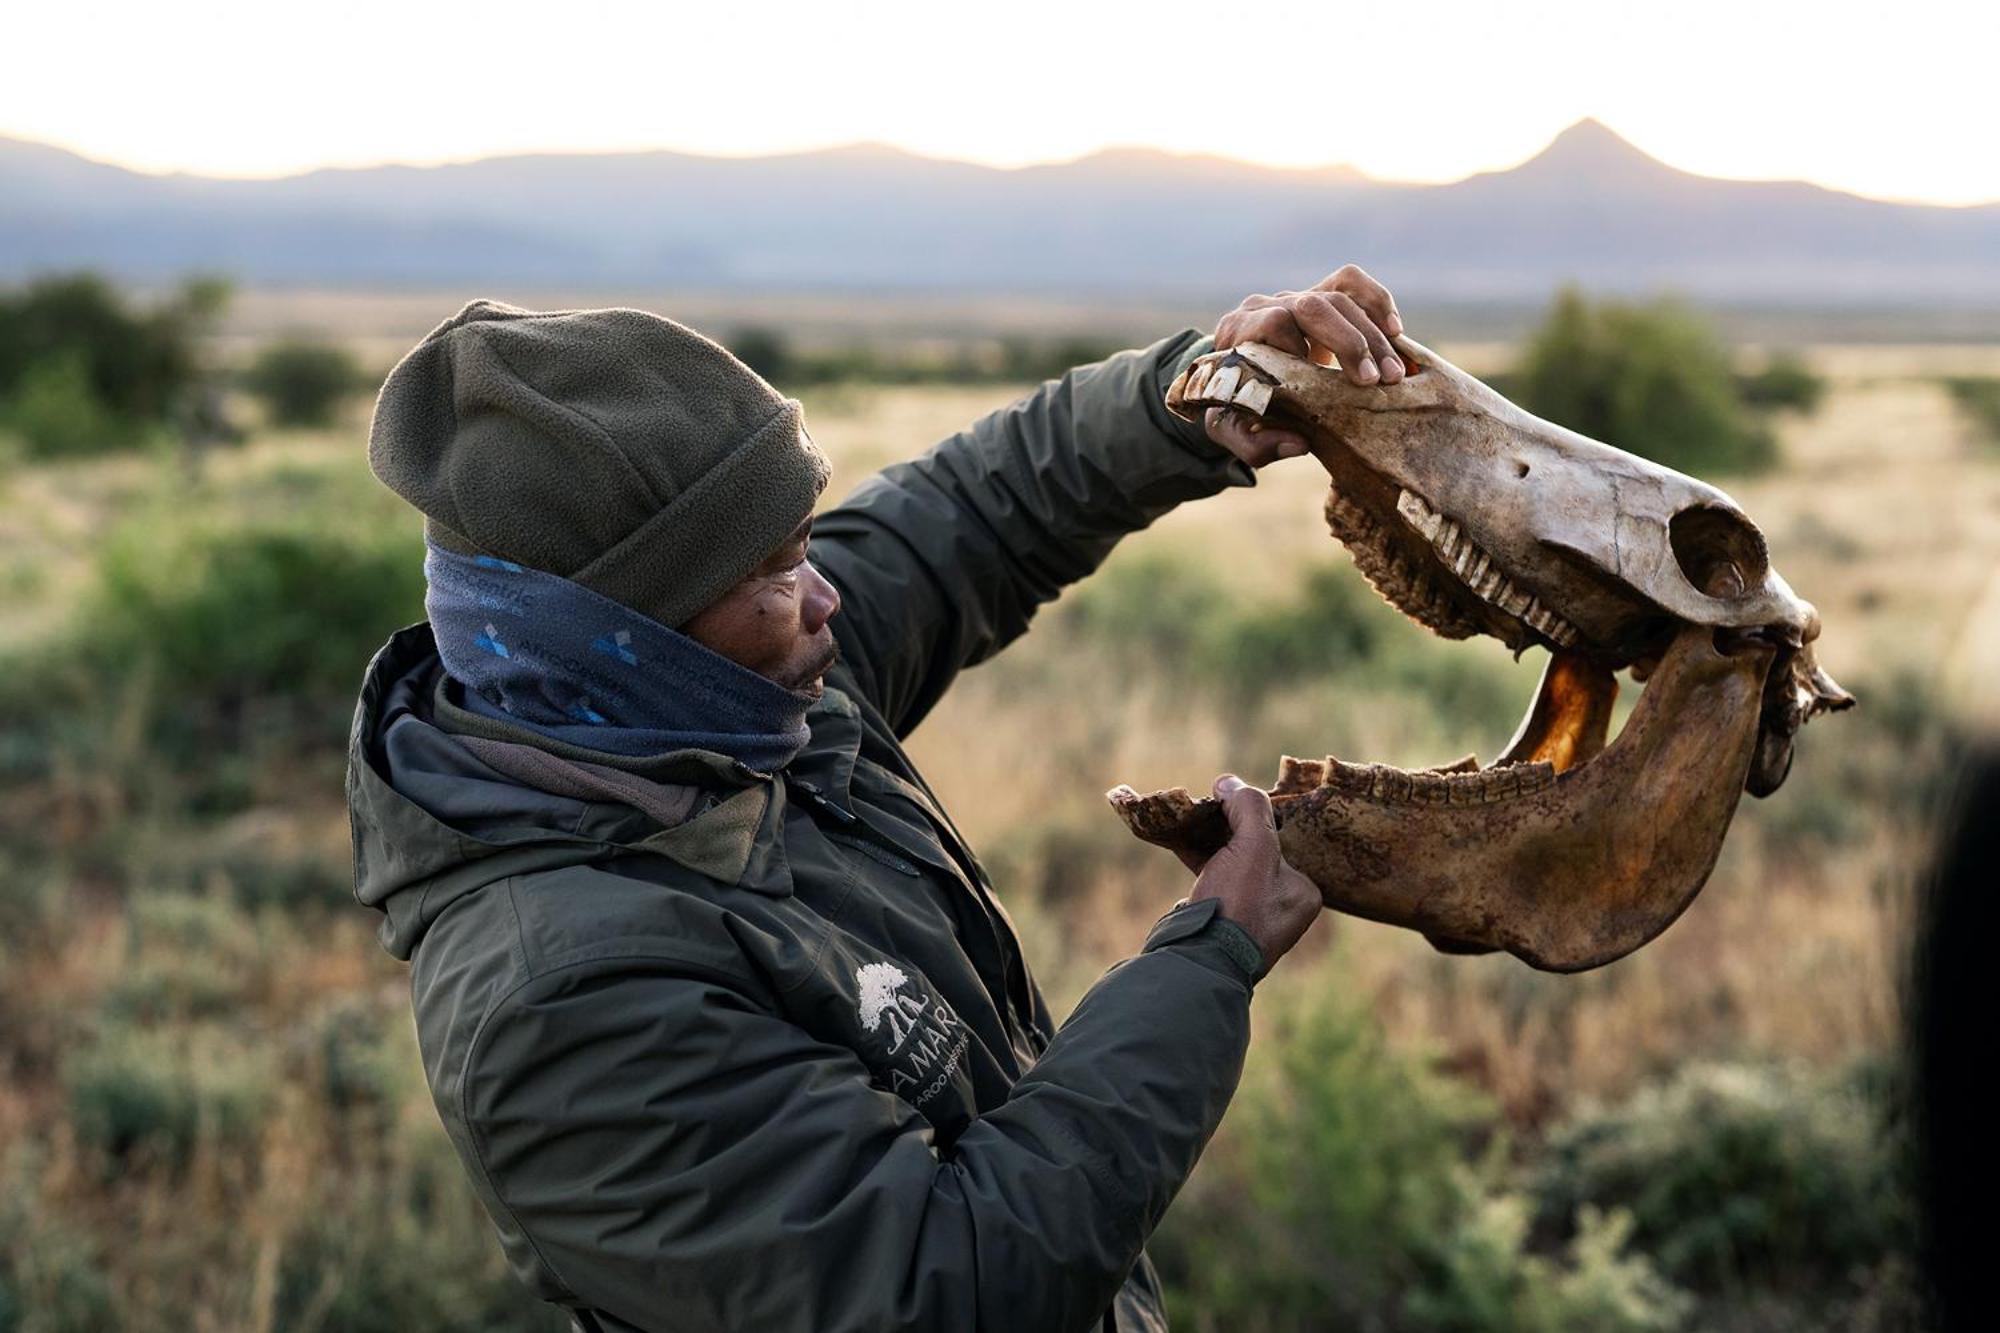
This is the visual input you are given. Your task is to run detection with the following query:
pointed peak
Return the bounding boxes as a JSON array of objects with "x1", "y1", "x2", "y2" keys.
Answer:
[
  {"x1": 1551, "y1": 117, "x2": 1631, "y2": 148},
  {"x1": 1519, "y1": 118, "x2": 1674, "y2": 176}
]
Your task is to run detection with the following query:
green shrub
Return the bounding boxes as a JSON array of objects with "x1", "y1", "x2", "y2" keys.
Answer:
[
  {"x1": 1206, "y1": 563, "x2": 1387, "y2": 685},
  {"x1": 244, "y1": 338, "x2": 363, "y2": 427},
  {"x1": 1738, "y1": 352, "x2": 1825, "y2": 413},
  {"x1": 0, "y1": 474, "x2": 425, "y2": 793},
  {"x1": 0, "y1": 424, "x2": 24, "y2": 484},
  {"x1": 1410, "y1": 1200, "x2": 1689, "y2": 1333},
  {"x1": 1943, "y1": 376, "x2": 2000, "y2": 446},
  {"x1": 0, "y1": 1199, "x2": 114, "y2": 1333},
  {"x1": 269, "y1": 1123, "x2": 567, "y2": 1333},
  {"x1": 1152, "y1": 975, "x2": 1686, "y2": 1331},
  {"x1": 1531, "y1": 1061, "x2": 1912, "y2": 1293},
  {"x1": 727, "y1": 326, "x2": 796, "y2": 384},
  {"x1": 65, "y1": 1024, "x2": 275, "y2": 1169},
  {"x1": 1056, "y1": 552, "x2": 1391, "y2": 689},
  {"x1": 1056, "y1": 551, "x2": 1524, "y2": 743},
  {"x1": 723, "y1": 326, "x2": 1125, "y2": 390},
  {"x1": 0, "y1": 272, "x2": 225, "y2": 458},
  {"x1": 220, "y1": 852, "x2": 358, "y2": 914},
  {"x1": 1057, "y1": 551, "x2": 1232, "y2": 668},
  {"x1": 1515, "y1": 289, "x2": 1775, "y2": 476},
  {"x1": 995, "y1": 336, "x2": 1124, "y2": 383},
  {"x1": 0, "y1": 349, "x2": 144, "y2": 458},
  {"x1": 86, "y1": 519, "x2": 424, "y2": 716},
  {"x1": 104, "y1": 892, "x2": 265, "y2": 1023}
]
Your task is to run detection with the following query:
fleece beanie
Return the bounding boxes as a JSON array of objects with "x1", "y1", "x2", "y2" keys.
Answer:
[{"x1": 366, "y1": 300, "x2": 831, "y2": 628}]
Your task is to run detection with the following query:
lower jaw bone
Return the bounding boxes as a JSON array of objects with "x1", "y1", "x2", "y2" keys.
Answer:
[{"x1": 1107, "y1": 623, "x2": 1777, "y2": 972}]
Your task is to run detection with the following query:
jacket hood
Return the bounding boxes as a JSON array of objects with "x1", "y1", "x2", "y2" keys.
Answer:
[{"x1": 347, "y1": 622, "x2": 778, "y2": 960}]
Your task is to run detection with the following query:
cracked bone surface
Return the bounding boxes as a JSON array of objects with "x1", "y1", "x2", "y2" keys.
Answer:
[{"x1": 1116, "y1": 337, "x2": 1855, "y2": 972}]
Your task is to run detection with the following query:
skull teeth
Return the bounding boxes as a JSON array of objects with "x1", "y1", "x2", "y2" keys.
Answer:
[
  {"x1": 1395, "y1": 488, "x2": 1583, "y2": 648},
  {"x1": 1292, "y1": 755, "x2": 1559, "y2": 807},
  {"x1": 1328, "y1": 487, "x2": 1481, "y2": 640},
  {"x1": 1181, "y1": 353, "x2": 1279, "y2": 417}
]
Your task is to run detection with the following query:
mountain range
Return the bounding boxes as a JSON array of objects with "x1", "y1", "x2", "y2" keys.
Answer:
[{"x1": 3, "y1": 120, "x2": 1996, "y2": 303}]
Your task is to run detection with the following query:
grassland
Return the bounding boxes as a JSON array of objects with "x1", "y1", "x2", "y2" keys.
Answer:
[{"x1": 2, "y1": 328, "x2": 1995, "y2": 1331}]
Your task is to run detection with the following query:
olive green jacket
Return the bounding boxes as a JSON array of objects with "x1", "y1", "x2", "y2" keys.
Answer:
[{"x1": 348, "y1": 331, "x2": 1263, "y2": 1333}]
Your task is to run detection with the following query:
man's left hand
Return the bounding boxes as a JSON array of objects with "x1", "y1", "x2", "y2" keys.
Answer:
[{"x1": 1202, "y1": 265, "x2": 1404, "y2": 468}]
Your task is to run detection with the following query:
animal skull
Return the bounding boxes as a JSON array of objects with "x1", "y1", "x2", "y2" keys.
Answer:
[{"x1": 1107, "y1": 337, "x2": 1854, "y2": 971}]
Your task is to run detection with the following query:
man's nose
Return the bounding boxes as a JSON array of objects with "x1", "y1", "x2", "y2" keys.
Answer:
[{"x1": 802, "y1": 561, "x2": 841, "y2": 631}]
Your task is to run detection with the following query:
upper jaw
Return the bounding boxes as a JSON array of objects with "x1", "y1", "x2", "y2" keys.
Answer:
[{"x1": 1175, "y1": 337, "x2": 1836, "y2": 672}]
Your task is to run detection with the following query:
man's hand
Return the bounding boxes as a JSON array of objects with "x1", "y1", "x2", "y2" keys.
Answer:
[
  {"x1": 1183, "y1": 775, "x2": 1322, "y2": 972},
  {"x1": 1203, "y1": 265, "x2": 1405, "y2": 468}
]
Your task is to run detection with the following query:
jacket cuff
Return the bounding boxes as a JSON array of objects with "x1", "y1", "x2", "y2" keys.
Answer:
[
  {"x1": 1141, "y1": 896, "x2": 1266, "y2": 991},
  {"x1": 1151, "y1": 330, "x2": 1250, "y2": 469}
]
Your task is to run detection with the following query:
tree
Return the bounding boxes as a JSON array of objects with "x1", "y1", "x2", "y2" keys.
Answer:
[
  {"x1": 243, "y1": 338, "x2": 362, "y2": 427},
  {"x1": 1514, "y1": 289, "x2": 1776, "y2": 476},
  {"x1": 0, "y1": 273, "x2": 230, "y2": 458}
]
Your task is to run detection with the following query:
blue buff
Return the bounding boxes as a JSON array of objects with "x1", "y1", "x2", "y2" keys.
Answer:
[{"x1": 422, "y1": 539, "x2": 813, "y2": 772}]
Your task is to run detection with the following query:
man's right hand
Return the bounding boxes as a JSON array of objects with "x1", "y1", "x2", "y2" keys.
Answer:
[{"x1": 1184, "y1": 774, "x2": 1322, "y2": 971}]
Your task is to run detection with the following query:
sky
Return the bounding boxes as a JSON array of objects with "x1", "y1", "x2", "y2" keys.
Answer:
[{"x1": 6, "y1": 0, "x2": 1996, "y2": 205}]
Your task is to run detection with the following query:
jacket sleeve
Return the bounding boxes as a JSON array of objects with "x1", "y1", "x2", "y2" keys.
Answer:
[
  {"x1": 460, "y1": 903, "x2": 1257, "y2": 1333},
  {"x1": 810, "y1": 330, "x2": 1250, "y2": 736}
]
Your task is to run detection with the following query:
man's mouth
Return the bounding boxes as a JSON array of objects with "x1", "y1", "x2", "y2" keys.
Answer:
[{"x1": 787, "y1": 634, "x2": 841, "y2": 695}]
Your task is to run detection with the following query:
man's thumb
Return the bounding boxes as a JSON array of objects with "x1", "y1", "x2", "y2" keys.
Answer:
[{"x1": 1213, "y1": 774, "x2": 1277, "y2": 846}]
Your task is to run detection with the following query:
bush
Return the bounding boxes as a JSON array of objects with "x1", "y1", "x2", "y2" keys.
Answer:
[
  {"x1": 727, "y1": 326, "x2": 796, "y2": 384},
  {"x1": 1151, "y1": 975, "x2": 1687, "y2": 1331},
  {"x1": 1531, "y1": 1061, "x2": 1912, "y2": 1294},
  {"x1": 1056, "y1": 551, "x2": 1232, "y2": 668},
  {"x1": 723, "y1": 326, "x2": 1125, "y2": 390},
  {"x1": 1515, "y1": 289, "x2": 1775, "y2": 476},
  {"x1": 0, "y1": 273, "x2": 225, "y2": 458},
  {"x1": 0, "y1": 465, "x2": 425, "y2": 797},
  {"x1": 268, "y1": 1117, "x2": 568, "y2": 1333},
  {"x1": 104, "y1": 892, "x2": 266, "y2": 1023},
  {"x1": 65, "y1": 1024, "x2": 275, "y2": 1169},
  {"x1": 1943, "y1": 376, "x2": 2000, "y2": 446},
  {"x1": 1207, "y1": 563, "x2": 1388, "y2": 685},
  {"x1": 1055, "y1": 551, "x2": 1524, "y2": 742},
  {"x1": 244, "y1": 338, "x2": 363, "y2": 427},
  {"x1": 1738, "y1": 352, "x2": 1825, "y2": 413},
  {"x1": 0, "y1": 1200, "x2": 115, "y2": 1333},
  {"x1": 0, "y1": 349, "x2": 144, "y2": 458},
  {"x1": 1411, "y1": 1200, "x2": 1690, "y2": 1333},
  {"x1": 85, "y1": 520, "x2": 424, "y2": 716}
]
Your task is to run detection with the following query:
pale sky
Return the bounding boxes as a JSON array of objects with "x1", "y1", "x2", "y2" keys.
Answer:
[{"x1": 7, "y1": 0, "x2": 1996, "y2": 205}]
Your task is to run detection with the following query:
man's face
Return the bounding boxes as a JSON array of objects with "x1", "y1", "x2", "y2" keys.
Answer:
[{"x1": 680, "y1": 518, "x2": 842, "y2": 697}]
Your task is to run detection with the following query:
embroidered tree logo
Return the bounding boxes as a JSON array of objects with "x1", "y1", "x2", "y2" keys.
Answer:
[{"x1": 855, "y1": 962, "x2": 910, "y2": 1035}]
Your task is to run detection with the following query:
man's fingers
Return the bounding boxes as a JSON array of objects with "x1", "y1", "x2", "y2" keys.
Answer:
[
  {"x1": 1326, "y1": 291, "x2": 1403, "y2": 384},
  {"x1": 1217, "y1": 304, "x2": 1310, "y2": 358},
  {"x1": 1315, "y1": 264, "x2": 1403, "y2": 338},
  {"x1": 1213, "y1": 271, "x2": 1407, "y2": 386},
  {"x1": 1290, "y1": 292, "x2": 1378, "y2": 384},
  {"x1": 1204, "y1": 407, "x2": 1277, "y2": 466},
  {"x1": 1204, "y1": 406, "x2": 1308, "y2": 468}
]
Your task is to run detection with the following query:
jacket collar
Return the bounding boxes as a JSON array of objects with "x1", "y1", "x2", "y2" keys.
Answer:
[{"x1": 369, "y1": 622, "x2": 872, "y2": 898}]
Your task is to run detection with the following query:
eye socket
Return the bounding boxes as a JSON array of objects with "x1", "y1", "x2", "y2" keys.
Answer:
[{"x1": 1670, "y1": 505, "x2": 1769, "y2": 600}]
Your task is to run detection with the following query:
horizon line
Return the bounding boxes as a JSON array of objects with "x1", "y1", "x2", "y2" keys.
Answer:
[{"x1": 7, "y1": 119, "x2": 1998, "y2": 212}]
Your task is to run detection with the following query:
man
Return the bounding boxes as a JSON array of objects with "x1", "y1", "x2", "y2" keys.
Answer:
[{"x1": 348, "y1": 267, "x2": 1408, "y2": 1332}]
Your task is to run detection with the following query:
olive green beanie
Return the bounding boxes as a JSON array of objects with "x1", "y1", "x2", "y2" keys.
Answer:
[{"x1": 367, "y1": 299, "x2": 831, "y2": 627}]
